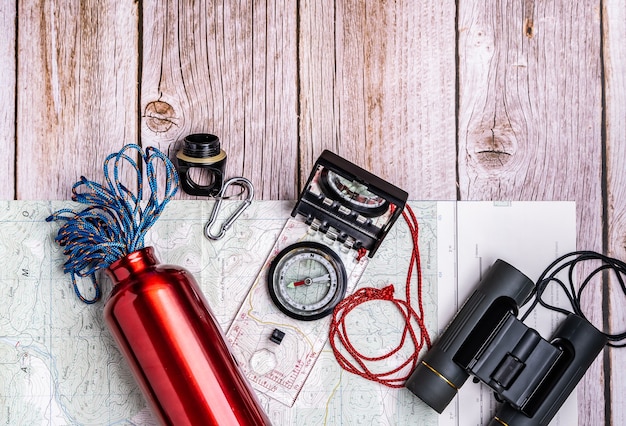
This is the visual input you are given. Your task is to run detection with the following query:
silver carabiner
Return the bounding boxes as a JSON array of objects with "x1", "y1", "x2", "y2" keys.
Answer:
[{"x1": 204, "y1": 177, "x2": 254, "y2": 240}]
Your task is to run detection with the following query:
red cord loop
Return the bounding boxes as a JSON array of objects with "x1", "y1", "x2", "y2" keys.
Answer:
[
  {"x1": 329, "y1": 204, "x2": 431, "y2": 388},
  {"x1": 356, "y1": 246, "x2": 367, "y2": 261}
]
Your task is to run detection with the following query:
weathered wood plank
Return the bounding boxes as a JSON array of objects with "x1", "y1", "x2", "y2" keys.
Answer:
[
  {"x1": 16, "y1": 1, "x2": 139, "y2": 199},
  {"x1": 0, "y1": 2, "x2": 15, "y2": 199},
  {"x1": 298, "y1": 1, "x2": 457, "y2": 200},
  {"x1": 140, "y1": 0, "x2": 299, "y2": 200},
  {"x1": 604, "y1": 0, "x2": 626, "y2": 423},
  {"x1": 457, "y1": 0, "x2": 605, "y2": 423}
]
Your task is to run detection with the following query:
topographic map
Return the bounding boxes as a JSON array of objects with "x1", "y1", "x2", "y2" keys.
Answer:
[{"x1": 0, "y1": 200, "x2": 576, "y2": 426}]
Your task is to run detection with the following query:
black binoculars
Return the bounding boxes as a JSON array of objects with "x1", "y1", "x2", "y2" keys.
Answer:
[{"x1": 405, "y1": 259, "x2": 607, "y2": 426}]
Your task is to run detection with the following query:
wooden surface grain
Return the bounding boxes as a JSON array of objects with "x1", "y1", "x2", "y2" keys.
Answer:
[
  {"x1": 14, "y1": 1, "x2": 139, "y2": 199},
  {"x1": 1, "y1": 1, "x2": 625, "y2": 424},
  {"x1": 298, "y1": 0, "x2": 457, "y2": 199},
  {"x1": 0, "y1": 1, "x2": 15, "y2": 200},
  {"x1": 604, "y1": 0, "x2": 626, "y2": 424}
]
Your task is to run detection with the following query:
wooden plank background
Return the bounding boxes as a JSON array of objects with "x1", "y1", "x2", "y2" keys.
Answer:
[{"x1": 0, "y1": 1, "x2": 624, "y2": 424}]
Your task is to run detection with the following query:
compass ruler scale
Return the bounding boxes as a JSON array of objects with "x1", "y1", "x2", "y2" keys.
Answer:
[{"x1": 226, "y1": 150, "x2": 408, "y2": 406}]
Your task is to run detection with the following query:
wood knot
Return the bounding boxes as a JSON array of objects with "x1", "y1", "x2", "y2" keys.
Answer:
[
  {"x1": 524, "y1": 18, "x2": 534, "y2": 38},
  {"x1": 144, "y1": 101, "x2": 178, "y2": 133},
  {"x1": 471, "y1": 129, "x2": 515, "y2": 171}
]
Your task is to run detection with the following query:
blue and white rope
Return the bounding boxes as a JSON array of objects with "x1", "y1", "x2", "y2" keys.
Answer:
[{"x1": 47, "y1": 144, "x2": 179, "y2": 304}]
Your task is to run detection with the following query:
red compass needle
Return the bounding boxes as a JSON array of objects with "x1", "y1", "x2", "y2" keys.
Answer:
[{"x1": 288, "y1": 274, "x2": 330, "y2": 288}]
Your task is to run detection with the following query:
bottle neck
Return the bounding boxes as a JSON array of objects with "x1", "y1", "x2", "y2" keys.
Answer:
[{"x1": 106, "y1": 247, "x2": 159, "y2": 284}]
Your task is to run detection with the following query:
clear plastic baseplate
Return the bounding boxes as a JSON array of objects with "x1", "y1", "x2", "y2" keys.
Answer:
[{"x1": 226, "y1": 217, "x2": 369, "y2": 406}]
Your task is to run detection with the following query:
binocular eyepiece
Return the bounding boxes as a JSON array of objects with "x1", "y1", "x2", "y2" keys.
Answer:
[{"x1": 405, "y1": 259, "x2": 607, "y2": 426}]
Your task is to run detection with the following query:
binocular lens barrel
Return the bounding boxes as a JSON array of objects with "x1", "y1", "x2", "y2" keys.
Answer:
[
  {"x1": 489, "y1": 314, "x2": 607, "y2": 426},
  {"x1": 405, "y1": 260, "x2": 535, "y2": 413}
]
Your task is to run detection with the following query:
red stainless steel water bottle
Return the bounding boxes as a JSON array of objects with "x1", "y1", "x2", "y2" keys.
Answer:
[{"x1": 103, "y1": 247, "x2": 270, "y2": 426}]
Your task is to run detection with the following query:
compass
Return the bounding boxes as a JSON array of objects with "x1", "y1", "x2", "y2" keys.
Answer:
[
  {"x1": 268, "y1": 241, "x2": 348, "y2": 321},
  {"x1": 318, "y1": 168, "x2": 389, "y2": 217}
]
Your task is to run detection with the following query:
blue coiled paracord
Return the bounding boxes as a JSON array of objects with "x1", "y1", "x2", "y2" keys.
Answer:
[{"x1": 47, "y1": 144, "x2": 179, "y2": 304}]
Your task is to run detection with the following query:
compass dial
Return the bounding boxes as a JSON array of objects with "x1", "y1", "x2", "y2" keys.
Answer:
[
  {"x1": 318, "y1": 169, "x2": 389, "y2": 217},
  {"x1": 268, "y1": 242, "x2": 347, "y2": 321}
]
